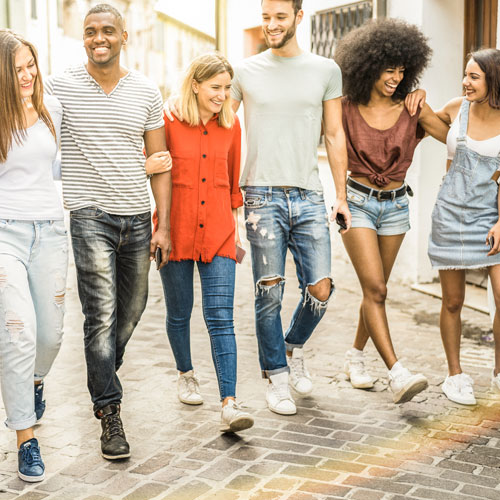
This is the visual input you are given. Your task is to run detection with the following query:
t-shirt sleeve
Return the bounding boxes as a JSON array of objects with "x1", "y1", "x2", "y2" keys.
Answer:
[
  {"x1": 230, "y1": 67, "x2": 243, "y2": 102},
  {"x1": 145, "y1": 88, "x2": 165, "y2": 131},
  {"x1": 323, "y1": 61, "x2": 343, "y2": 101},
  {"x1": 44, "y1": 94, "x2": 63, "y2": 144},
  {"x1": 44, "y1": 76, "x2": 55, "y2": 95}
]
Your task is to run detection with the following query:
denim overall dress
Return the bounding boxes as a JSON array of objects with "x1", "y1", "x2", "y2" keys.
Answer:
[{"x1": 428, "y1": 99, "x2": 500, "y2": 269}]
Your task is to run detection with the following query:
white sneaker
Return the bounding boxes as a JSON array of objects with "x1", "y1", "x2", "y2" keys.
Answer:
[
  {"x1": 220, "y1": 400, "x2": 254, "y2": 433},
  {"x1": 388, "y1": 362, "x2": 428, "y2": 404},
  {"x1": 492, "y1": 370, "x2": 500, "y2": 394},
  {"x1": 266, "y1": 372, "x2": 296, "y2": 415},
  {"x1": 442, "y1": 373, "x2": 476, "y2": 405},
  {"x1": 177, "y1": 370, "x2": 203, "y2": 405},
  {"x1": 288, "y1": 348, "x2": 313, "y2": 396},
  {"x1": 344, "y1": 348, "x2": 376, "y2": 389}
]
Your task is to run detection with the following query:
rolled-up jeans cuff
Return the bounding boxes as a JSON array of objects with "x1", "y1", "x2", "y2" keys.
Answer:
[
  {"x1": 5, "y1": 413, "x2": 36, "y2": 431},
  {"x1": 261, "y1": 365, "x2": 290, "y2": 379}
]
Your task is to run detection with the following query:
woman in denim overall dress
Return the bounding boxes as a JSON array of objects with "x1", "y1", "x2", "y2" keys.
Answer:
[{"x1": 428, "y1": 49, "x2": 500, "y2": 405}]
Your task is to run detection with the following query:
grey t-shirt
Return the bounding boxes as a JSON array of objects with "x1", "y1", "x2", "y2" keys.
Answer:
[{"x1": 231, "y1": 49, "x2": 342, "y2": 191}]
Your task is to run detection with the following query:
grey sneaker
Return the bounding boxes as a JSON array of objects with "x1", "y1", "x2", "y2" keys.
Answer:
[
  {"x1": 344, "y1": 348, "x2": 375, "y2": 389},
  {"x1": 177, "y1": 370, "x2": 203, "y2": 405},
  {"x1": 288, "y1": 348, "x2": 313, "y2": 396}
]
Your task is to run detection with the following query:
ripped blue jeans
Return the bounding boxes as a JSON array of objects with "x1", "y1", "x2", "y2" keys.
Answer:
[
  {"x1": 0, "y1": 220, "x2": 68, "y2": 430},
  {"x1": 244, "y1": 187, "x2": 333, "y2": 378}
]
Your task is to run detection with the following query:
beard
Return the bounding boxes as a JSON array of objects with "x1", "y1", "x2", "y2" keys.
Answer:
[{"x1": 263, "y1": 22, "x2": 297, "y2": 49}]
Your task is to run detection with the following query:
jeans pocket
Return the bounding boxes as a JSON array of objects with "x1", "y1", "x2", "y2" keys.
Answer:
[
  {"x1": 70, "y1": 206, "x2": 105, "y2": 220},
  {"x1": 51, "y1": 221, "x2": 68, "y2": 236},
  {"x1": 395, "y1": 195, "x2": 409, "y2": 210},
  {"x1": 135, "y1": 211, "x2": 152, "y2": 222},
  {"x1": 244, "y1": 194, "x2": 267, "y2": 209},
  {"x1": 305, "y1": 190, "x2": 325, "y2": 205},
  {"x1": 347, "y1": 187, "x2": 368, "y2": 206}
]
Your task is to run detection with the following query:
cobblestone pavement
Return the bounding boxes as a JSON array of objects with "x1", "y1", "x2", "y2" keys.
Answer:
[{"x1": 1, "y1": 226, "x2": 499, "y2": 500}]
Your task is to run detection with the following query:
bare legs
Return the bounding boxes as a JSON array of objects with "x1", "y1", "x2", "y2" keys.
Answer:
[{"x1": 342, "y1": 228, "x2": 405, "y2": 369}]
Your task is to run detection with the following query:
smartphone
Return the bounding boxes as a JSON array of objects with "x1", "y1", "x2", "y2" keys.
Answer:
[
  {"x1": 488, "y1": 236, "x2": 495, "y2": 250},
  {"x1": 236, "y1": 244, "x2": 246, "y2": 264},
  {"x1": 335, "y1": 212, "x2": 347, "y2": 231},
  {"x1": 155, "y1": 247, "x2": 162, "y2": 270}
]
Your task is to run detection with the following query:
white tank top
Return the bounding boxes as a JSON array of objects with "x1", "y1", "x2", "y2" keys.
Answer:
[
  {"x1": 0, "y1": 95, "x2": 63, "y2": 220},
  {"x1": 447, "y1": 111, "x2": 500, "y2": 160}
]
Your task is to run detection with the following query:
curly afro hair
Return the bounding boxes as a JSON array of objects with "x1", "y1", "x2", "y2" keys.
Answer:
[{"x1": 334, "y1": 18, "x2": 432, "y2": 105}]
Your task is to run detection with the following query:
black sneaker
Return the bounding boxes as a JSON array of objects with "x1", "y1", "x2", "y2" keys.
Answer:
[{"x1": 96, "y1": 404, "x2": 130, "y2": 460}]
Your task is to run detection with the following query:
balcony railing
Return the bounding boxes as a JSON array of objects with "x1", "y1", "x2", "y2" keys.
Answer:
[{"x1": 311, "y1": 1, "x2": 373, "y2": 59}]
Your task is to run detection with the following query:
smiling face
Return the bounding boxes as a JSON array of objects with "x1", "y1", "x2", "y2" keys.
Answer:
[
  {"x1": 261, "y1": 0, "x2": 302, "y2": 50},
  {"x1": 15, "y1": 44, "x2": 37, "y2": 99},
  {"x1": 193, "y1": 71, "x2": 232, "y2": 121},
  {"x1": 463, "y1": 58, "x2": 488, "y2": 102},
  {"x1": 83, "y1": 12, "x2": 127, "y2": 67},
  {"x1": 373, "y1": 66, "x2": 405, "y2": 98}
]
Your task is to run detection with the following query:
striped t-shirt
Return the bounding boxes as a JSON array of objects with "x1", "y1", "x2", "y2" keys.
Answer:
[{"x1": 45, "y1": 65, "x2": 164, "y2": 215}]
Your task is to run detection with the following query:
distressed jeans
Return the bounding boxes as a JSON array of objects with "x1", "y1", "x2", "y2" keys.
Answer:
[
  {"x1": 70, "y1": 207, "x2": 151, "y2": 414},
  {"x1": 159, "y1": 256, "x2": 237, "y2": 400},
  {"x1": 244, "y1": 187, "x2": 333, "y2": 377},
  {"x1": 0, "y1": 220, "x2": 68, "y2": 430}
]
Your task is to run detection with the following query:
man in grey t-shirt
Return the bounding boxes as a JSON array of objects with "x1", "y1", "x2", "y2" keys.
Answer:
[
  {"x1": 166, "y1": 0, "x2": 350, "y2": 416},
  {"x1": 230, "y1": 0, "x2": 350, "y2": 415}
]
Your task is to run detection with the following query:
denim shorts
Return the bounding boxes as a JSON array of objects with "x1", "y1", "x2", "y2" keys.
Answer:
[{"x1": 347, "y1": 182, "x2": 410, "y2": 236}]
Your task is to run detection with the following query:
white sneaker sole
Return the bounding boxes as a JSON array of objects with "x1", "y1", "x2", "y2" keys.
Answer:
[
  {"x1": 220, "y1": 415, "x2": 254, "y2": 433},
  {"x1": 18, "y1": 470, "x2": 45, "y2": 482},
  {"x1": 345, "y1": 373, "x2": 375, "y2": 389},
  {"x1": 290, "y1": 383, "x2": 313, "y2": 396},
  {"x1": 178, "y1": 396, "x2": 203, "y2": 405},
  {"x1": 267, "y1": 401, "x2": 297, "y2": 415},
  {"x1": 393, "y1": 376, "x2": 428, "y2": 404},
  {"x1": 101, "y1": 450, "x2": 131, "y2": 460}
]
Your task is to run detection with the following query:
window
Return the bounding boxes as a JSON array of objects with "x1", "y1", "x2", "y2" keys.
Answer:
[
  {"x1": 464, "y1": 0, "x2": 497, "y2": 64},
  {"x1": 311, "y1": 1, "x2": 373, "y2": 59}
]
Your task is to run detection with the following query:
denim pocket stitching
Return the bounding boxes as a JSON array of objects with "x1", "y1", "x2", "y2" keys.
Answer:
[{"x1": 244, "y1": 196, "x2": 266, "y2": 209}]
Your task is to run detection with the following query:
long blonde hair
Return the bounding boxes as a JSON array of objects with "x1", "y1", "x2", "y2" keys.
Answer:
[
  {"x1": 180, "y1": 53, "x2": 235, "y2": 129},
  {"x1": 0, "y1": 29, "x2": 55, "y2": 163}
]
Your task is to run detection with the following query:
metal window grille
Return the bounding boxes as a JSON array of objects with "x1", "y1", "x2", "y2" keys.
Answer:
[{"x1": 311, "y1": 1, "x2": 373, "y2": 59}]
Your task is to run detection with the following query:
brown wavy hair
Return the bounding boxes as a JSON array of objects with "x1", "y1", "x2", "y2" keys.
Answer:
[
  {"x1": 334, "y1": 19, "x2": 431, "y2": 105},
  {"x1": 0, "y1": 29, "x2": 55, "y2": 163}
]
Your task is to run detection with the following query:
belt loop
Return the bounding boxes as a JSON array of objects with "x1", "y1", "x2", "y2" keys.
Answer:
[
  {"x1": 391, "y1": 190, "x2": 396, "y2": 202},
  {"x1": 368, "y1": 188, "x2": 374, "y2": 201},
  {"x1": 300, "y1": 188, "x2": 306, "y2": 200},
  {"x1": 376, "y1": 189, "x2": 382, "y2": 202},
  {"x1": 267, "y1": 186, "x2": 272, "y2": 201}
]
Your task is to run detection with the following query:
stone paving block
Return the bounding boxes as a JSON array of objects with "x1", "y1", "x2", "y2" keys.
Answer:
[
  {"x1": 478, "y1": 465, "x2": 500, "y2": 480},
  {"x1": 307, "y1": 419, "x2": 356, "y2": 431},
  {"x1": 0, "y1": 492, "x2": 18, "y2": 500},
  {"x1": 363, "y1": 436, "x2": 417, "y2": 451},
  {"x1": 196, "y1": 458, "x2": 243, "y2": 481},
  {"x1": 246, "y1": 462, "x2": 282, "y2": 476},
  {"x1": 273, "y1": 431, "x2": 344, "y2": 449},
  {"x1": 354, "y1": 454, "x2": 403, "y2": 468},
  {"x1": 59, "y1": 454, "x2": 104, "y2": 478},
  {"x1": 248, "y1": 491, "x2": 282, "y2": 500},
  {"x1": 228, "y1": 446, "x2": 267, "y2": 461},
  {"x1": 351, "y1": 425, "x2": 401, "y2": 439},
  {"x1": 331, "y1": 430, "x2": 364, "y2": 442},
  {"x1": 11, "y1": 493, "x2": 48, "y2": 500},
  {"x1": 366, "y1": 466, "x2": 398, "y2": 478},
  {"x1": 318, "y1": 459, "x2": 366, "y2": 474},
  {"x1": 411, "y1": 487, "x2": 484, "y2": 500},
  {"x1": 130, "y1": 452, "x2": 175, "y2": 475},
  {"x1": 246, "y1": 438, "x2": 312, "y2": 454},
  {"x1": 171, "y1": 459, "x2": 204, "y2": 471},
  {"x1": 204, "y1": 435, "x2": 242, "y2": 451},
  {"x1": 299, "y1": 481, "x2": 351, "y2": 497},
  {"x1": 82, "y1": 496, "x2": 111, "y2": 500},
  {"x1": 264, "y1": 453, "x2": 322, "y2": 467},
  {"x1": 342, "y1": 475, "x2": 412, "y2": 495},
  {"x1": 308, "y1": 448, "x2": 359, "y2": 461},
  {"x1": 452, "y1": 451, "x2": 500, "y2": 467},
  {"x1": 34, "y1": 474, "x2": 74, "y2": 492},
  {"x1": 282, "y1": 465, "x2": 339, "y2": 482},
  {"x1": 263, "y1": 477, "x2": 301, "y2": 491},
  {"x1": 459, "y1": 484, "x2": 500, "y2": 499},
  {"x1": 101, "y1": 474, "x2": 142, "y2": 496},
  {"x1": 122, "y1": 482, "x2": 170, "y2": 500},
  {"x1": 243, "y1": 427, "x2": 278, "y2": 439},
  {"x1": 286, "y1": 493, "x2": 316, "y2": 500},
  {"x1": 349, "y1": 489, "x2": 385, "y2": 500},
  {"x1": 436, "y1": 459, "x2": 477, "y2": 474},
  {"x1": 394, "y1": 472, "x2": 459, "y2": 490},
  {"x1": 162, "y1": 480, "x2": 212, "y2": 500},
  {"x1": 201, "y1": 490, "x2": 242, "y2": 500},
  {"x1": 83, "y1": 468, "x2": 116, "y2": 485},
  {"x1": 282, "y1": 423, "x2": 332, "y2": 437},
  {"x1": 344, "y1": 443, "x2": 382, "y2": 455},
  {"x1": 225, "y1": 474, "x2": 261, "y2": 491}
]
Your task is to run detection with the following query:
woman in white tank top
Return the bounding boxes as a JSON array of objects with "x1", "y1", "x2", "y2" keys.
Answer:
[
  {"x1": 427, "y1": 49, "x2": 500, "y2": 406},
  {"x1": 0, "y1": 30, "x2": 68, "y2": 483}
]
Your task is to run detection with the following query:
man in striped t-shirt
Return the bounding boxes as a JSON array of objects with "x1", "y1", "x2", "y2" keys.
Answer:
[{"x1": 45, "y1": 4, "x2": 171, "y2": 460}]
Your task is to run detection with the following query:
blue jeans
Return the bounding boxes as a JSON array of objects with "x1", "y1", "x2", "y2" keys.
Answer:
[
  {"x1": 159, "y1": 256, "x2": 237, "y2": 400},
  {"x1": 244, "y1": 187, "x2": 333, "y2": 377},
  {"x1": 0, "y1": 220, "x2": 68, "y2": 430},
  {"x1": 70, "y1": 207, "x2": 151, "y2": 414}
]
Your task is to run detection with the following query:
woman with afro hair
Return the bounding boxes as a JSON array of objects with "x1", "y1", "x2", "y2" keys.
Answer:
[{"x1": 334, "y1": 18, "x2": 448, "y2": 404}]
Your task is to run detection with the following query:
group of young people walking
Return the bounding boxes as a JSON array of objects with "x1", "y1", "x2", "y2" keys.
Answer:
[{"x1": 1, "y1": 0, "x2": 500, "y2": 484}]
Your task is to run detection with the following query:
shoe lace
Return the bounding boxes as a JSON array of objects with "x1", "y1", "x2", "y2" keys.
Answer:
[
  {"x1": 458, "y1": 373, "x2": 474, "y2": 393},
  {"x1": 272, "y1": 382, "x2": 292, "y2": 402},
  {"x1": 186, "y1": 375, "x2": 201, "y2": 394},
  {"x1": 20, "y1": 443, "x2": 42, "y2": 466},
  {"x1": 290, "y1": 357, "x2": 306, "y2": 379},
  {"x1": 103, "y1": 413, "x2": 125, "y2": 438}
]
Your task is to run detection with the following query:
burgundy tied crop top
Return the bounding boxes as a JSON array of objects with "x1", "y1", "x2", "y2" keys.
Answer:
[{"x1": 342, "y1": 97, "x2": 425, "y2": 187}]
